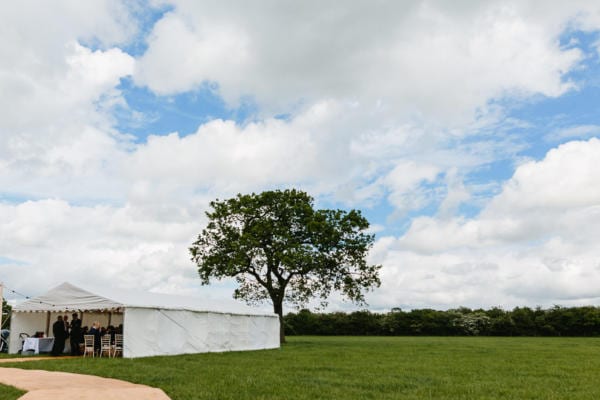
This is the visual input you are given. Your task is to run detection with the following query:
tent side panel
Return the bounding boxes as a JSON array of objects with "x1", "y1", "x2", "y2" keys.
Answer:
[
  {"x1": 122, "y1": 307, "x2": 158, "y2": 358},
  {"x1": 8, "y1": 312, "x2": 47, "y2": 354},
  {"x1": 123, "y1": 307, "x2": 279, "y2": 358}
]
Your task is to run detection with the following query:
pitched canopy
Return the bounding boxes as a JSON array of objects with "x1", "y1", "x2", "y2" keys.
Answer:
[{"x1": 13, "y1": 282, "x2": 273, "y2": 316}]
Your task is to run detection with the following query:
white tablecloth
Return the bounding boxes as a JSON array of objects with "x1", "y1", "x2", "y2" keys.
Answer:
[{"x1": 22, "y1": 337, "x2": 54, "y2": 354}]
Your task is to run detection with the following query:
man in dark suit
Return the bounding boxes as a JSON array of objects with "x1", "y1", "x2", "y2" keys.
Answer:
[
  {"x1": 70, "y1": 313, "x2": 82, "y2": 355},
  {"x1": 63, "y1": 315, "x2": 70, "y2": 337},
  {"x1": 50, "y1": 315, "x2": 66, "y2": 356}
]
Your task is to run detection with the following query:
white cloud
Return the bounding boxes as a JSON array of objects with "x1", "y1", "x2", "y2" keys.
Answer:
[
  {"x1": 487, "y1": 138, "x2": 600, "y2": 213},
  {"x1": 0, "y1": 199, "x2": 202, "y2": 296},
  {"x1": 123, "y1": 100, "x2": 495, "y2": 209},
  {"x1": 367, "y1": 138, "x2": 600, "y2": 309},
  {"x1": 379, "y1": 161, "x2": 440, "y2": 214},
  {"x1": 438, "y1": 169, "x2": 471, "y2": 218},
  {"x1": 546, "y1": 125, "x2": 600, "y2": 141},
  {"x1": 0, "y1": 3, "x2": 137, "y2": 202},
  {"x1": 134, "y1": 0, "x2": 590, "y2": 123},
  {"x1": 124, "y1": 100, "x2": 401, "y2": 198},
  {"x1": 63, "y1": 43, "x2": 135, "y2": 106},
  {"x1": 133, "y1": 11, "x2": 251, "y2": 96}
]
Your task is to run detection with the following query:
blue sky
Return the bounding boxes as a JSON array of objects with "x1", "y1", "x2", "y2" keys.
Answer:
[{"x1": 2, "y1": 1, "x2": 600, "y2": 311}]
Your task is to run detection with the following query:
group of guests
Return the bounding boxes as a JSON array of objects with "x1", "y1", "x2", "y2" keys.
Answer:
[
  {"x1": 50, "y1": 313, "x2": 122, "y2": 356},
  {"x1": 51, "y1": 313, "x2": 82, "y2": 356},
  {"x1": 85, "y1": 321, "x2": 123, "y2": 356}
]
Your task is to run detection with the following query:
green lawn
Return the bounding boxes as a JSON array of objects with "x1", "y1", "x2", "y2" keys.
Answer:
[
  {"x1": 2, "y1": 336, "x2": 600, "y2": 399},
  {"x1": 0, "y1": 384, "x2": 24, "y2": 400}
]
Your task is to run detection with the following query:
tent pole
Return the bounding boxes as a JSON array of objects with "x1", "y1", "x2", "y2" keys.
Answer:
[
  {"x1": 108, "y1": 311, "x2": 112, "y2": 327},
  {"x1": 0, "y1": 282, "x2": 3, "y2": 330},
  {"x1": 45, "y1": 312, "x2": 50, "y2": 337}
]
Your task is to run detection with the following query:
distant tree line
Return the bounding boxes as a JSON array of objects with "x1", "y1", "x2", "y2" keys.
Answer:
[{"x1": 284, "y1": 306, "x2": 600, "y2": 336}]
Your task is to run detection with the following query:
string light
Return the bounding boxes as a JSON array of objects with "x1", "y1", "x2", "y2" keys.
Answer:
[{"x1": 1, "y1": 283, "x2": 56, "y2": 307}]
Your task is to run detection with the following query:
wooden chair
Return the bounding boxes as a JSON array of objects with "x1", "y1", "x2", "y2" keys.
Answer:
[
  {"x1": 83, "y1": 334, "x2": 95, "y2": 357},
  {"x1": 99, "y1": 335, "x2": 112, "y2": 357},
  {"x1": 112, "y1": 334, "x2": 123, "y2": 358}
]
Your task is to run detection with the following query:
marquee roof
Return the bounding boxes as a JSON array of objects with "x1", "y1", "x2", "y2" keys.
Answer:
[{"x1": 13, "y1": 282, "x2": 275, "y2": 317}]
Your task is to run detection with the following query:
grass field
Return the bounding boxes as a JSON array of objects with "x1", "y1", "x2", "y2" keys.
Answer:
[
  {"x1": 2, "y1": 336, "x2": 600, "y2": 399},
  {"x1": 0, "y1": 384, "x2": 24, "y2": 400}
]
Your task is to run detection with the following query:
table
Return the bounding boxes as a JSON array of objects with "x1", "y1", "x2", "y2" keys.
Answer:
[{"x1": 22, "y1": 337, "x2": 54, "y2": 354}]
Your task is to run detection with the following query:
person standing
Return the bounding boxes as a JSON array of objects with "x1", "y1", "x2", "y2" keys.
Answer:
[
  {"x1": 51, "y1": 315, "x2": 67, "y2": 356},
  {"x1": 70, "y1": 313, "x2": 82, "y2": 356},
  {"x1": 63, "y1": 315, "x2": 70, "y2": 336},
  {"x1": 63, "y1": 315, "x2": 70, "y2": 354},
  {"x1": 89, "y1": 321, "x2": 102, "y2": 355}
]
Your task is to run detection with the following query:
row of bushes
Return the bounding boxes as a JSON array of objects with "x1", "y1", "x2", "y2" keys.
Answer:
[
  {"x1": 284, "y1": 306, "x2": 600, "y2": 336},
  {"x1": 6, "y1": 296, "x2": 600, "y2": 336}
]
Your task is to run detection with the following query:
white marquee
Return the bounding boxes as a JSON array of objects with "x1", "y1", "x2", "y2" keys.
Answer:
[{"x1": 9, "y1": 282, "x2": 280, "y2": 358}]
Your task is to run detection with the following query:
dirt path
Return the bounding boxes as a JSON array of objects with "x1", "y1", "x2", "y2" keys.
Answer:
[
  {"x1": 0, "y1": 360, "x2": 171, "y2": 400},
  {"x1": 0, "y1": 357, "x2": 77, "y2": 363}
]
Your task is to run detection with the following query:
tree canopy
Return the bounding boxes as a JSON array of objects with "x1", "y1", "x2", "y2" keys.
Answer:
[{"x1": 189, "y1": 189, "x2": 381, "y2": 343}]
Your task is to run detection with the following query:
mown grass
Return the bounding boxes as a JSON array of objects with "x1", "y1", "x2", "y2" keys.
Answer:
[
  {"x1": 0, "y1": 384, "x2": 24, "y2": 400},
  {"x1": 2, "y1": 336, "x2": 600, "y2": 399}
]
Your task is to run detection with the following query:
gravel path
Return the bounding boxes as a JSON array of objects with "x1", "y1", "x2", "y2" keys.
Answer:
[{"x1": 0, "y1": 359, "x2": 171, "y2": 400}]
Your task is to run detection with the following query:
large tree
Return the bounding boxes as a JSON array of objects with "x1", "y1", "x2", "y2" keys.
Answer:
[{"x1": 190, "y1": 189, "x2": 381, "y2": 343}]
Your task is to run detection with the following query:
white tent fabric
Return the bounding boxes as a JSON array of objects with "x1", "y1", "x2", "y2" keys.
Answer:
[{"x1": 9, "y1": 282, "x2": 280, "y2": 357}]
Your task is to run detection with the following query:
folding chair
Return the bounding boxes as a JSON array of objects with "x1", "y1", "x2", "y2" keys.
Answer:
[
  {"x1": 83, "y1": 334, "x2": 95, "y2": 357},
  {"x1": 99, "y1": 335, "x2": 112, "y2": 357},
  {"x1": 112, "y1": 334, "x2": 123, "y2": 357},
  {"x1": 18, "y1": 333, "x2": 29, "y2": 354}
]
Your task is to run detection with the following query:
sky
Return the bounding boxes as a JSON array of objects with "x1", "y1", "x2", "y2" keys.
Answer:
[{"x1": 2, "y1": 0, "x2": 600, "y2": 313}]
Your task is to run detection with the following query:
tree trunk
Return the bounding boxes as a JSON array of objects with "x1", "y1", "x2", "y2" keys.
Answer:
[{"x1": 273, "y1": 302, "x2": 286, "y2": 344}]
